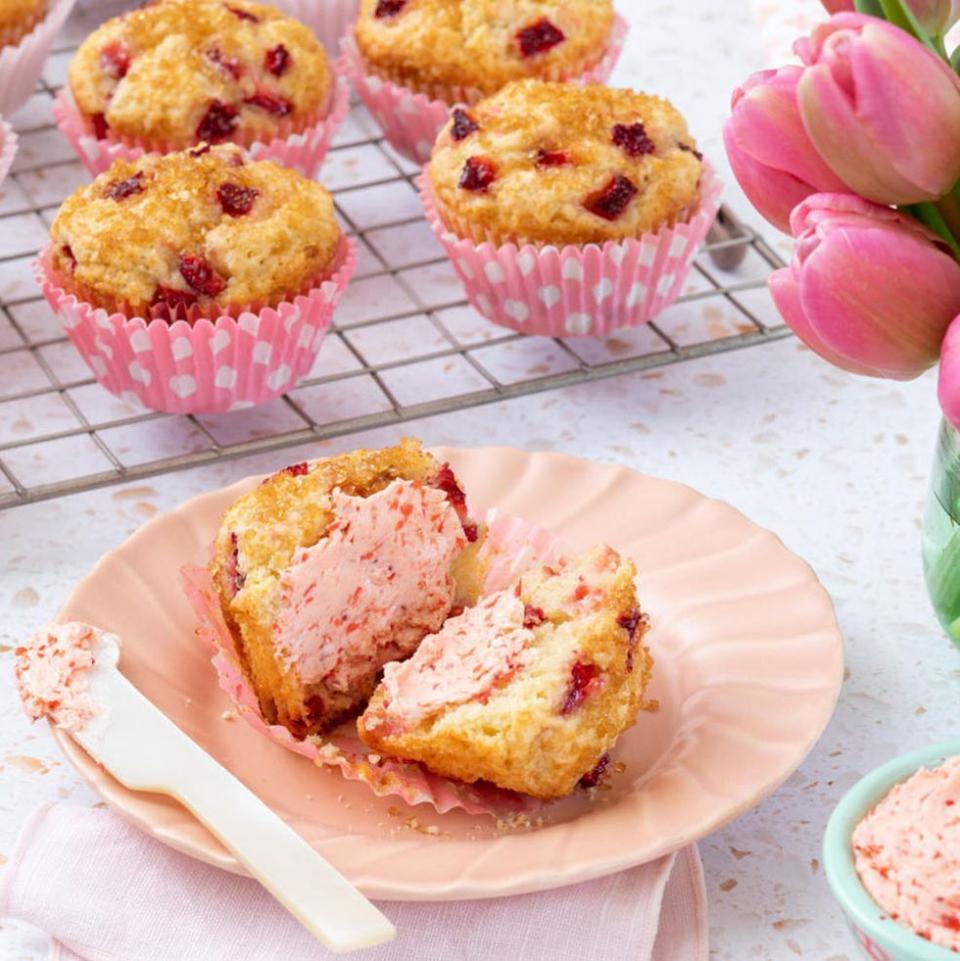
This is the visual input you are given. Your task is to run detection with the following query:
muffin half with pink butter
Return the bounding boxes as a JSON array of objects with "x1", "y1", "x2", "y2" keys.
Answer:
[
  {"x1": 853, "y1": 756, "x2": 960, "y2": 952},
  {"x1": 359, "y1": 545, "x2": 652, "y2": 799},
  {"x1": 210, "y1": 438, "x2": 486, "y2": 738}
]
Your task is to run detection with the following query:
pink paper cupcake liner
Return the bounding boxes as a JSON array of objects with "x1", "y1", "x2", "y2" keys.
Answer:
[
  {"x1": 419, "y1": 162, "x2": 724, "y2": 338},
  {"x1": 341, "y1": 13, "x2": 629, "y2": 165},
  {"x1": 54, "y1": 68, "x2": 351, "y2": 179},
  {"x1": 0, "y1": 0, "x2": 76, "y2": 117},
  {"x1": 269, "y1": 0, "x2": 360, "y2": 57},
  {"x1": 0, "y1": 119, "x2": 18, "y2": 187},
  {"x1": 180, "y1": 510, "x2": 564, "y2": 817},
  {"x1": 34, "y1": 236, "x2": 357, "y2": 414}
]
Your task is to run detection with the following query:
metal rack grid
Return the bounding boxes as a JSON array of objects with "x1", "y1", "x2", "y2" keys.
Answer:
[{"x1": 0, "y1": 4, "x2": 789, "y2": 510}]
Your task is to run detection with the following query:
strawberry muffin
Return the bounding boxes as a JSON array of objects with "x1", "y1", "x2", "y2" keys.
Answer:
[
  {"x1": 211, "y1": 439, "x2": 486, "y2": 737},
  {"x1": 354, "y1": 0, "x2": 615, "y2": 101},
  {"x1": 359, "y1": 545, "x2": 651, "y2": 799},
  {"x1": 48, "y1": 145, "x2": 341, "y2": 321},
  {"x1": 0, "y1": 0, "x2": 45, "y2": 49},
  {"x1": 67, "y1": 0, "x2": 333, "y2": 150},
  {"x1": 428, "y1": 79, "x2": 704, "y2": 247}
]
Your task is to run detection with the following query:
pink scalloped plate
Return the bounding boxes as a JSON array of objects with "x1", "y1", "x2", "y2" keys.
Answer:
[{"x1": 51, "y1": 446, "x2": 843, "y2": 901}]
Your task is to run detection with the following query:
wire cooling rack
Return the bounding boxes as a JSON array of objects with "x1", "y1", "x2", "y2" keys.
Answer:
[{"x1": 0, "y1": 3, "x2": 789, "y2": 510}]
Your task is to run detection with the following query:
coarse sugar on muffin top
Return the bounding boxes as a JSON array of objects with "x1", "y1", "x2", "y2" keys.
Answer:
[
  {"x1": 428, "y1": 80, "x2": 704, "y2": 246},
  {"x1": 68, "y1": 0, "x2": 332, "y2": 149},
  {"x1": 49, "y1": 144, "x2": 341, "y2": 320},
  {"x1": 354, "y1": 0, "x2": 614, "y2": 100},
  {"x1": 0, "y1": 0, "x2": 45, "y2": 48}
]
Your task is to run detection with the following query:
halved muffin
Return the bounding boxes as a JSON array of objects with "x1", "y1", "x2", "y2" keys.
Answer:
[
  {"x1": 211, "y1": 438, "x2": 484, "y2": 737},
  {"x1": 359, "y1": 545, "x2": 651, "y2": 799}
]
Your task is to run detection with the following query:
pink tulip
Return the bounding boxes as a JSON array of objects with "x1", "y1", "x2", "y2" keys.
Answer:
[
  {"x1": 769, "y1": 194, "x2": 960, "y2": 379},
  {"x1": 796, "y1": 13, "x2": 960, "y2": 205},
  {"x1": 938, "y1": 316, "x2": 960, "y2": 429},
  {"x1": 723, "y1": 67, "x2": 848, "y2": 233},
  {"x1": 818, "y1": 0, "x2": 958, "y2": 33}
]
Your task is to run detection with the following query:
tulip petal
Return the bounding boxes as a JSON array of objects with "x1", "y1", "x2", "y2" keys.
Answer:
[
  {"x1": 798, "y1": 63, "x2": 926, "y2": 204},
  {"x1": 847, "y1": 23, "x2": 960, "y2": 198},
  {"x1": 769, "y1": 267, "x2": 887, "y2": 376},
  {"x1": 795, "y1": 225, "x2": 960, "y2": 378},
  {"x1": 938, "y1": 316, "x2": 960, "y2": 430},
  {"x1": 723, "y1": 124, "x2": 814, "y2": 233},
  {"x1": 729, "y1": 68, "x2": 849, "y2": 193},
  {"x1": 797, "y1": 17, "x2": 960, "y2": 205}
]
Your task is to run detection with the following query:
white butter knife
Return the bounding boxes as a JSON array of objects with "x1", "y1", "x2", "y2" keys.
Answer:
[{"x1": 64, "y1": 630, "x2": 396, "y2": 954}]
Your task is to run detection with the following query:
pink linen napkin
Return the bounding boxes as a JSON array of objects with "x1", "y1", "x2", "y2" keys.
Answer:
[{"x1": 0, "y1": 804, "x2": 708, "y2": 961}]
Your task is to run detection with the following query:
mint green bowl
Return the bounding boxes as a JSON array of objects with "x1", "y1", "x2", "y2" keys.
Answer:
[{"x1": 824, "y1": 739, "x2": 960, "y2": 961}]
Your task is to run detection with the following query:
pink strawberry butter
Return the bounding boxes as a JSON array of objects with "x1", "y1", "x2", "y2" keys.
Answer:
[
  {"x1": 274, "y1": 479, "x2": 466, "y2": 692},
  {"x1": 853, "y1": 756, "x2": 960, "y2": 952},
  {"x1": 14, "y1": 622, "x2": 103, "y2": 733},
  {"x1": 376, "y1": 590, "x2": 536, "y2": 730}
]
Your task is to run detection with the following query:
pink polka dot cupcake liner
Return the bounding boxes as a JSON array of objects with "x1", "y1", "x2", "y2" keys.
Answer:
[
  {"x1": 33, "y1": 236, "x2": 357, "y2": 414},
  {"x1": 0, "y1": 118, "x2": 18, "y2": 187},
  {"x1": 53, "y1": 67, "x2": 351, "y2": 179},
  {"x1": 0, "y1": 0, "x2": 76, "y2": 116},
  {"x1": 269, "y1": 0, "x2": 359, "y2": 57},
  {"x1": 180, "y1": 510, "x2": 561, "y2": 817},
  {"x1": 341, "y1": 13, "x2": 629, "y2": 165},
  {"x1": 419, "y1": 162, "x2": 724, "y2": 338}
]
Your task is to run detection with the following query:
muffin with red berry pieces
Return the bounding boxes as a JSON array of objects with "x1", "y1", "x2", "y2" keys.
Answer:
[
  {"x1": 58, "y1": 0, "x2": 348, "y2": 177},
  {"x1": 0, "y1": 0, "x2": 45, "y2": 50},
  {"x1": 422, "y1": 79, "x2": 723, "y2": 337},
  {"x1": 37, "y1": 145, "x2": 356, "y2": 413},
  {"x1": 267, "y1": 0, "x2": 360, "y2": 57},
  {"x1": 342, "y1": 0, "x2": 627, "y2": 163},
  {"x1": 359, "y1": 544, "x2": 651, "y2": 799},
  {"x1": 210, "y1": 438, "x2": 487, "y2": 737},
  {"x1": 0, "y1": 0, "x2": 75, "y2": 117}
]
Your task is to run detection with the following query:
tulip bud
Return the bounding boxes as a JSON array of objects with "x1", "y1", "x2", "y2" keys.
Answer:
[
  {"x1": 723, "y1": 67, "x2": 848, "y2": 233},
  {"x1": 769, "y1": 194, "x2": 960, "y2": 379},
  {"x1": 819, "y1": 0, "x2": 958, "y2": 33},
  {"x1": 796, "y1": 13, "x2": 960, "y2": 205},
  {"x1": 938, "y1": 316, "x2": 960, "y2": 429}
]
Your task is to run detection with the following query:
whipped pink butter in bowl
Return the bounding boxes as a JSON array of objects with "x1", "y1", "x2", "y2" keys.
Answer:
[{"x1": 825, "y1": 740, "x2": 960, "y2": 961}]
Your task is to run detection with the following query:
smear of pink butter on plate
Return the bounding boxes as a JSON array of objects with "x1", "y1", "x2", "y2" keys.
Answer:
[
  {"x1": 853, "y1": 755, "x2": 960, "y2": 952},
  {"x1": 14, "y1": 622, "x2": 102, "y2": 733}
]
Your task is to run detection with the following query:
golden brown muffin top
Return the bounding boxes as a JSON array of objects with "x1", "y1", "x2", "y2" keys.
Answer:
[
  {"x1": 69, "y1": 0, "x2": 331, "y2": 149},
  {"x1": 0, "y1": 0, "x2": 45, "y2": 42},
  {"x1": 50, "y1": 145, "x2": 340, "y2": 317},
  {"x1": 354, "y1": 0, "x2": 614, "y2": 98},
  {"x1": 428, "y1": 80, "x2": 704, "y2": 246}
]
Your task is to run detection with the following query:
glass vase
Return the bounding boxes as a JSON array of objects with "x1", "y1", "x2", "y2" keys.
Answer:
[{"x1": 923, "y1": 417, "x2": 960, "y2": 649}]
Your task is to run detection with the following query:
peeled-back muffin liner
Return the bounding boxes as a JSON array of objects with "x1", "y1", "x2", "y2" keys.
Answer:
[
  {"x1": 181, "y1": 510, "x2": 565, "y2": 817},
  {"x1": 418, "y1": 162, "x2": 724, "y2": 337},
  {"x1": 269, "y1": 0, "x2": 359, "y2": 57},
  {"x1": 0, "y1": 0, "x2": 76, "y2": 116},
  {"x1": 0, "y1": 119, "x2": 18, "y2": 187},
  {"x1": 34, "y1": 236, "x2": 357, "y2": 414},
  {"x1": 341, "y1": 13, "x2": 629, "y2": 164},
  {"x1": 54, "y1": 66, "x2": 351, "y2": 179}
]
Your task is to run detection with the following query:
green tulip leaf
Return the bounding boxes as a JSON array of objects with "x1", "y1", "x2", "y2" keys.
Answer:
[
  {"x1": 854, "y1": 0, "x2": 885, "y2": 14},
  {"x1": 952, "y1": 44, "x2": 960, "y2": 72},
  {"x1": 907, "y1": 202, "x2": 960, "y2": 258},
  {"x1": 877, "y1": 0, "x2": 941, "y2": 55}
]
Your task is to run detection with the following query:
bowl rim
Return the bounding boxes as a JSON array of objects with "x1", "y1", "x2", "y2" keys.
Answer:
[{"x1": 823, "y1": 738, "x2": 960, "y2": 960}]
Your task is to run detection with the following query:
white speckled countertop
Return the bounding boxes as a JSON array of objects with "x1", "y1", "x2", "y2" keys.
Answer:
[{"x1": 2, "y1": 1, "x2": 957, "y2": 959}]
